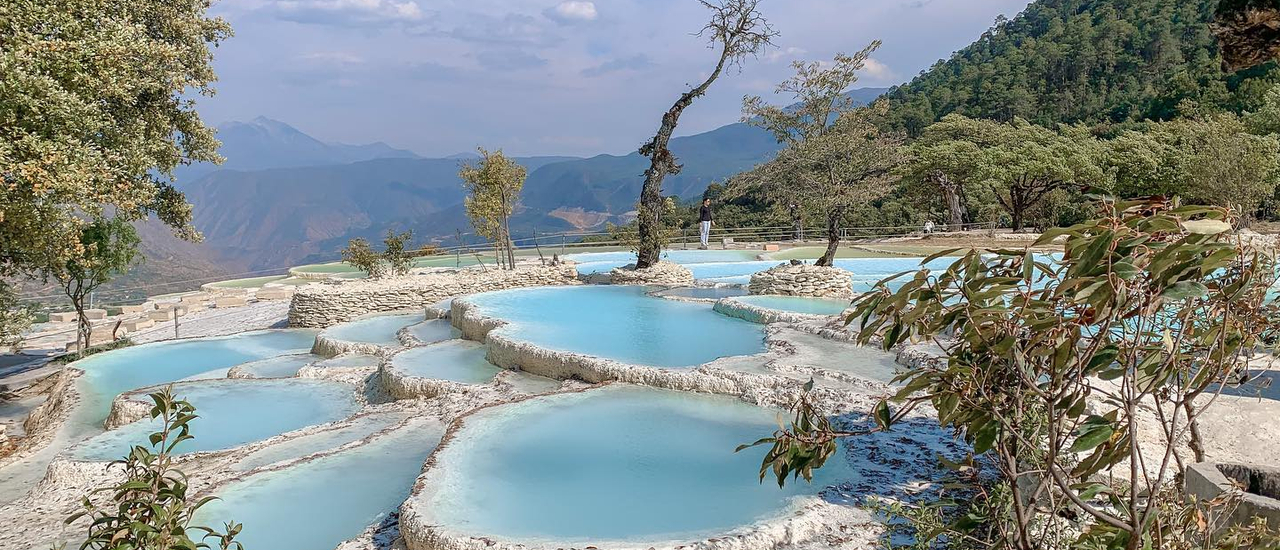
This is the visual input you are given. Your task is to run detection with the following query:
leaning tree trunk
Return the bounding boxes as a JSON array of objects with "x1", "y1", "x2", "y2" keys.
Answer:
[
  {"x1": 790, "y1": 204, "x2": 803, "y2": 241},
  {"x1": 815, "y1": 208, "x2": 843, "y2": 267},
  {"x1": 635, "y1": 51, "x2": 734, "y2": 269},
  {"x1": 74, "y1": 299, "x2": 90, "y2": 352}
]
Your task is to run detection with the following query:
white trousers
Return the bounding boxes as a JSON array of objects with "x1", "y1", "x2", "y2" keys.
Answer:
[{"x1": 700, "y1": 221, "x2": 711, "y2": 247}]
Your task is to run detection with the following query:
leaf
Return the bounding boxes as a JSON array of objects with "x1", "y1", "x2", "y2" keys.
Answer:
[
  {"x1": 1160, "y1": 281, "x2": 1207, "y2": 300},
  {"x1": 1181, "y1": 219, "x2": 1231, "y2": 235},
  {"x1": 1069, "y1": 416, "x2": 1115, "y2": 453}
]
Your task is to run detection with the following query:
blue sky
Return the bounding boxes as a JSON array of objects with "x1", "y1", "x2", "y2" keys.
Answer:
[{"x1": 203, "y1": 0, "x2": 1033, "y2": 158}]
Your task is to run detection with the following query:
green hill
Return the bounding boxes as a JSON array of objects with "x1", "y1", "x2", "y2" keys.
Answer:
[{"x1": 883, "y1": 0, "x2": 1280, "y2": 135}]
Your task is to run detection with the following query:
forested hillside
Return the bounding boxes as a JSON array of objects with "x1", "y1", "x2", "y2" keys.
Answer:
[{"x1": 882, "y1": 0, "x2": 1280, "y2": 135}]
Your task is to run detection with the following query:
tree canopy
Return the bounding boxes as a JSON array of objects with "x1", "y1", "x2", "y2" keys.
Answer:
[{"x1": 881, "y1": 0, "x2": 1280, "y2": 136}]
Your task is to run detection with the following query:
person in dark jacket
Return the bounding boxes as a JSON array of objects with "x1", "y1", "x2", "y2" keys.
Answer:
[{"x1": 699, "y1": 198, "x2": 713, "y2": 249}]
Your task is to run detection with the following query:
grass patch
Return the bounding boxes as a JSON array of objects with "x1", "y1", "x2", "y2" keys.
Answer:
[{"x1": 51, "y1": 338, "x2": 134, "y2": 365}]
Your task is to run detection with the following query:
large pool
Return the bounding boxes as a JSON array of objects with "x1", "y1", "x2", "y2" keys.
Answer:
[
  {"x1": 417, "y1": 386, "x2": 852, "y2": 544},
  {"x1": 566, "y1": 250, "x2": 762, "y2": 275},
  {"x1": 70, "y1": 379, "x2": 360, "y2": 461},
  {"x1": 196, "y1": 418, "x2": 444, "y2": 550},
  {"x1": 689, "y1": 257, "x2": 962, "y2": 287},
  {"x1": 463, "y1": 286, "x2": 766, "y2": 367}
]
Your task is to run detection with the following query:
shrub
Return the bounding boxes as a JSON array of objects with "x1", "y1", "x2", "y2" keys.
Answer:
[
  {"x1": 749, "y1": 196, "x2": 1280, "y2": 549},
  {"x1": 63, "y1": 385, "x2": 243, "y2": 550}
]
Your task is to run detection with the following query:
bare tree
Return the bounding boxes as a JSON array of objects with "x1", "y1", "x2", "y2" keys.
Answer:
[{"x1": 634, "y1": 0, "x2": 777, "y2": 269}]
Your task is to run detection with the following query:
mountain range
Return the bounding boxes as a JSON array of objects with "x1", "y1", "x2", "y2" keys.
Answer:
[{"x1": 166, "y1": 86, "x2": 888, "y2": 273}]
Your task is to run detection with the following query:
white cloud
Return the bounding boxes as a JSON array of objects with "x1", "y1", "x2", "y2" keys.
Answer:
[
  {"x1": 299, "y1": 52, "x2": 365, "y2": 65},
  {"x1": 544, "y1": 1, "x2": 597, "y2": 24},
  {"x1": 766, "y1": 46, "x2": 807, "y2": 63},
  {"x1": 271, "y1": 0, "x2": 424, "y2": 26},
  {"x1": 860, "y1": 57, "x2": 897, "y2": 82}
]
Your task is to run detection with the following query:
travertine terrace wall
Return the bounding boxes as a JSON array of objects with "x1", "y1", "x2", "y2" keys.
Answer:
[
  {"x1": 608, "y1": 261, "x2": 694, "y2": 286},
  {"x1": 287, "y1": 263, "x2": 581, "y2": 328},
  {"x1": 748, "y1": 264, "x2": 853, "y2": 298}
]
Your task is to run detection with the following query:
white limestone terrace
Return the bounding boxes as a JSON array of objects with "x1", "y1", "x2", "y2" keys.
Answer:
[
  {"x1": 712, "y1": 295, "x2": 852, "y2": 325},
  {"x1": 287, "y1": 262, "x2": 581, "y2": 328}
]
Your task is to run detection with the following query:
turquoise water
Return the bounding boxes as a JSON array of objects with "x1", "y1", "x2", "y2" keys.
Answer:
[
  {"x1": 233, "y1": 353, "x2": 324, "y2": 378},
  {"x1": 196, "y1": 418, "x2": 443, "y2": 550},
  {"x1": 465, "y1": 286, "x2": 766, "y2": 367},
  {"x1": 71, "y1": 379, "x2": 360, "y2": 460},
  {"x1": 322, "y1": 313, "x2": 421, "y2": 346},
  {"x1": 651, "y1": 286, "x2": 748, "y2": 300},
  {"x1": 72, "y1": 330, "x2": 319, "y2": 430},
  {"x1": 426, "y1": 386, "x2": 852, "y2": 543},
  {"x1": 392, "y1": 340, "x2": 502, "y2": 384},
  {"x1": 406, "y1": 319, "x2": 460, "y2": 344},
  {"x1": 566, "y1": 250, "x2": 761, "y2": 275},
  {"x1": 232, "y1": 412, "x2": 407, "y2": 472},
  {"x1": 737, "y1": 295, "x2": 851, "y2": 315}
]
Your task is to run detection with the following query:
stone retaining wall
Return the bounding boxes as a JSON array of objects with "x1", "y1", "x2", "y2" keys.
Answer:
[
  {"x1": 748, "y1": 264, "x2": 854, "y2": 297},
  {"x1": 608, "y1": 261, "x2": 694, "y2": 286},
  {"x1": 287, "y1": 263, "x2": 581, "y2": 328},
  {"x1": 712, "y1": 297, "x2": 842, "y2": 325}
]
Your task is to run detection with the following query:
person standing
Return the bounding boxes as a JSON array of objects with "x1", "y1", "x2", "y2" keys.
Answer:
[{"x1": 699, "y1": 198, "x2": 714, "y2": 249}]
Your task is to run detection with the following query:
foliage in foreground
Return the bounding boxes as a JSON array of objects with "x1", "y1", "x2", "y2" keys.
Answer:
[
  {"x1": 0, "y1": 281, "x2": 34, "y2": 352},
  {"x1": 747, "y1": 197, "x2": 1280, "y2": 549},
  {"x1": 64, "y1": 386, "x2": 242, "y2": 550}
]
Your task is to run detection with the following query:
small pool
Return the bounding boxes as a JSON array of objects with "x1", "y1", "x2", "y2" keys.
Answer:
[
  {"x1": 737, "y1": 295, "x2": 851, "y2": 316},
  {"x1": 196, "y1": 418, "x2": 444, "y2": 550},
  {"x1": 391, "y1": 340, "x2": 503, "y2": 384},
  {"x1": 233, "y1": 353, "x2": 324, "y2": 378},
  {"x1": 418, "y1": 386, "x2": 852, "y2": 543},
  {"x1": 321, "y1": 313, "x2": 421, "y2": 347},
  {"x1": 314, "y1": 354, "x2": 381, "y2": 368},
  {"x1": 71, "y1": 379, "x2": 360, "y2": 460},
  {"x1": 464, "y1": 286, "x2": 765, "y2": 367},
  {"x1": 405, "y1": 319, "x2": 459, "y2": 345},
  {"x1": 566, "y1": 250, "x2": 761, "y2": 275},
  {"x1": 232, "y1": 412, "x2": 407, "y2": 472}
]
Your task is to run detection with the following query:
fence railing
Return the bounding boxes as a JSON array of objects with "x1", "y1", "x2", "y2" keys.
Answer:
[{"x1": 18, "y1": 221, "x2": 998, "y2": 309}]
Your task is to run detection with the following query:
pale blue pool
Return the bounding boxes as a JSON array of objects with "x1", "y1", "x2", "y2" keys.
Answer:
[
  {"x1": 72, "y1": 330, "x2": 319, "y2": 430},
  {"x1": 196, "y1": 418, "x2": 444, "y2": 550},
  {"x1": 406, "y1": 319, "x2": 460, "y2": 344},
  {"x1": 321, "y1": 313, "x2": 421, "y2": 347},
  {"x1": 465, "y1": 286, "x2": 766, "y2": 367},
  {"x1": 71, "y1": 379, "x2": 360, "y2": 460},
  {"x1": 232, "y1": 412, "x2": 408, "y2": 472},
  {"x1": 392, "y1": 340, "x2": 502, "y2": 384},
  {"x1": 233, "y1": 353, "x2": 324, "y2": 378},
  {"x1": 423, "y1": 386, "x2": 853, "y2": 543},
  {"x1": 566, "y1": 250, "x2": 761, "y2": 275},
  {"x1": 737, "y1": 295, "x2": 851, "y2": 316}
]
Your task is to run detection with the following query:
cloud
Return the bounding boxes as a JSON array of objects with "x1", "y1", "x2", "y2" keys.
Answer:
[
  {"x1": 765, "y1": 46, "x2": 807, "y2": 63},
  {"x1": 270, "y1": 0, "x2": 425, "y2": 27},
  {"x1": 299, "y1": 51, "x2": 365, "y2": 65},
  {"x1": 580, "y1": 54, "x2": 652, "y2": 77},
  {"x1": 476, "y1": 49, "x2": 549, "y2": 71},
  {"x1": 544, "y1": 1, "x2": 597, "y2": 24},
  {"x1": 861, "y1": 57, "x2": 898, "y2": 82},
  {"x1": 444, "y1": 13, "x2": 561, "y2": 47}
]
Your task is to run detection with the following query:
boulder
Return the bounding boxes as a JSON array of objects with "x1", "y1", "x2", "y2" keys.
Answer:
[
  {"x1": 608, "y1": 261, "x2": 694, "y2": 286},
  {"x1": 48, "y1": 312, "x2": 78, "y2": 323},
  {"x1": 748, "y1": 263, "x2": 854, "y2": 298},
  {"x1": 214, "y1": 296, "x2": 248, "y2": 308}
]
